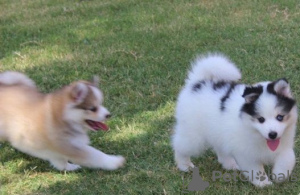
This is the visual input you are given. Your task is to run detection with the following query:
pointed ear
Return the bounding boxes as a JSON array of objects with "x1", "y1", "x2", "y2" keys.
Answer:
[
  {"x1": 91, "y1": 75, "x2": 99, "y2": 87},
  {"x1": 70, "y1": 82, "x2": 88, "y2": 103},
  {"x1": 242, "y1": 86, "x2": 263, "y2": 103},
  {"x1": 273, "y1": 78, "x2": 292, "y2": 97},
  {"x1": 243, "y1": 93, "x2": 260, "y2": 103}
]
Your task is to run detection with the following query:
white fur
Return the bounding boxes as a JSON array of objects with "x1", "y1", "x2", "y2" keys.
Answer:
[
  {"x1": 90, "y1": 86, "x2": 111, "y2": 121},
  {"x1": 172, "y1": 54, "x2": 297, "y2": 187},
  {"x1": 0, "y1": 71, "x2": 36, "y2": 87},
  {"x1": 187, "y1": 53, "x2": 241, "y2": 84}
]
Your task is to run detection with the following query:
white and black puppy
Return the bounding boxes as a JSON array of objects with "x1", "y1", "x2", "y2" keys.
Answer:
[
  {"x1": 0, "y1": 71, "x2": 125, "y2": 171},
  {"x1": 172, "y1": 54, "x2": 297, "y2": 187}
]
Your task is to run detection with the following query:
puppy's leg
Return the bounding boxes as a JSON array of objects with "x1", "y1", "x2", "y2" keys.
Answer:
[
  {"x1": 236, "y1": 157, "x2": 272, "y2": 187},
  {"x1": 69, "y1": 145, "x2": 125, "y2": 170},
  {"x1": 17, "y1": 148, "x2": 81, "y2": 171},
  {"x1": 216, "y1": 151, "x2": 239, "y2": 170},
  {"x1": 174, "y1": 151, "x2": 195, "y2": 172},
  {"x1": 50, "y1": 157, "x2": 81, "y2": 171},
  {"x1": 172, "y1": 132, "x2": 205, "y2": 172},
  {"x1": 272, "y1": 149, "x2": 295, "y2": 183}
]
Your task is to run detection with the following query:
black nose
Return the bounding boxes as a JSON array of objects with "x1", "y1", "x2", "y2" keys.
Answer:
[
  {"x1": 268, "y1": 131, "x2": 277, "y2": 140},
  {"x1": 106, "y1": 114, "x2": 112, "y2": 119}
]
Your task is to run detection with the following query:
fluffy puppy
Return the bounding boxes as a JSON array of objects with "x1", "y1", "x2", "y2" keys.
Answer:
[
  {"x1": 172, "y1": 54, "x2": 297, "y2": 187},
  {"x1": 0, "y1": 71, "x2": 125, "y2": 171}
]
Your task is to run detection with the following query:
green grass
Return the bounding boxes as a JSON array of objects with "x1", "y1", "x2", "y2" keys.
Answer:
[{"x1": 1, "y1": 0, "x2": 300, "y2": 194}]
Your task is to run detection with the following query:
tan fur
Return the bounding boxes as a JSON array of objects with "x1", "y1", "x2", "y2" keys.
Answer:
[{"x1": 0, "y1": 72, "x2": 125, "y2": 171}]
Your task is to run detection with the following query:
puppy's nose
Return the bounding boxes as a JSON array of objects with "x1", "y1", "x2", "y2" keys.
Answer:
[
  {"x1": 268, "y1": 131, "x2": 277, "y2": 140},
  {"x1": 105, "y1": 114, "x2": 112, "y2": 119}
]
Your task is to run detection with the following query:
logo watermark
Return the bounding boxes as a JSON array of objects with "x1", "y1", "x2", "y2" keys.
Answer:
[
  {"x1": 181, "y1": 167, "x2": 209, "y2": 192},
  {"x1": 181, "y1": 166, "x2": 297, "y2": 192},
  {"x1": 212, "y1": 170, "x2": 297, "y2": 183}
]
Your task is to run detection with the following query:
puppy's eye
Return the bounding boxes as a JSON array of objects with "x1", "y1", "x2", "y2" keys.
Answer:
[
  {"x1": 257, "y1": 117, "x2": 265, "y2": 123},
  {"x1": 276, "y1": 115, "x2": 284, "y2": 121},
  {"x1": 89, "y1": 107, "x2": 98, "y2": 112}
]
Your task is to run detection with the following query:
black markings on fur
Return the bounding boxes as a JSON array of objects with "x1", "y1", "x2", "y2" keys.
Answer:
[
  {"x1": 267, "y1": 79, "x2": 283, "y2": 95},
  {"x1": 220, "y1": 83, "x2": 237, "y2": 111},
  {"x1": 241, "y1": 102, "x2": 257, "y2": 116},
  {"x1": 192, "y1": 81, "x2": 205, "y2": 92},
  {"x1": 267, "y1": 78, "x2": 289, "y2": 95},
  {"x1": 267, "y1": 79, "x2": 296, "y2": 113},
  {"x1": 242, "y1": 86, "x2": 263, "y2": 99},
  {"x1": 213, "y1": 81, "x2": 227, "y2": 90},
  {"x1": 278, "y1": 97, "x2": 295, "y2": 113},
  {"x1": 240, "y1": 85, "x2": 263, "y2": 116}
]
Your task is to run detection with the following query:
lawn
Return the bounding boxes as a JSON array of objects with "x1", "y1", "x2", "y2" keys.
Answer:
[{"x1": 1, "y1": 0, "x2": 300, "y2": 194}]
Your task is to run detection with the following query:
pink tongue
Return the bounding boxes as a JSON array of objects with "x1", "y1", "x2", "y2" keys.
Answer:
[
  {"x1": 266, "y1": 139, "x2": 280, "y2": 151},
  {"x1": 87, "y1": 120, "x2": 109, "y2": 131},
  {"x1": 97, "y1": 122, "x2": 109, "y2": 131},
  {"x1": 95, "y1": 122, "x2": 109, "y2": 131}
]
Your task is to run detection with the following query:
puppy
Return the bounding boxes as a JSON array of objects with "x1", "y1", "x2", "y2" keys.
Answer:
[
  {"x1": 0, "y1": 71, "x2": 125, "y2": 171},
  {"x1": 172, "y1": 54, "x2": 297, "y2": 187}
]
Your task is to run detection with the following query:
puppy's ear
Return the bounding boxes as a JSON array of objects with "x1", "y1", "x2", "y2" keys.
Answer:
[
  {"x1": 70, "y1": 82, "x2": 88, "y2": 103},
  {"x1": 91, "y1": 75, "x2": 99, "y2": 87},
  {"x1": 243, "y1": 93, "x2": 260, "y2": 103},
  {"x1": 270, "y1": 78, "x2": 292, "y2": 98},
  {"x1": 242, "y1": 85, "x2": 263, "y2": 103}
]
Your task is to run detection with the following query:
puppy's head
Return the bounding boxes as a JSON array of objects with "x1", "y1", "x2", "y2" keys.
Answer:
[
  {"x1": 241, "y1": 79, "x2": 297, "y2": 151},
  {"x1": 64, "y1": 76, "x2": 111, "y2": 132}
]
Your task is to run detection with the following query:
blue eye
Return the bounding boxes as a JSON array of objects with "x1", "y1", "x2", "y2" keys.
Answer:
[
  {"x1": 257, "y1": 117, "x2": 265, "y2": 123},
  {"x1": 276, "y1": 115, "x2": 284, "y2": 121}
]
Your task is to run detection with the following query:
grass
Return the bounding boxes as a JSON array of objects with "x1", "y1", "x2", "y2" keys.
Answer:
[{"x1": 1, "y1": 0, "x2": 300, "y2": 194}]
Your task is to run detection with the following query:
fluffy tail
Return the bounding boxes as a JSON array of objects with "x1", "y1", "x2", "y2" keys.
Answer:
[
  {"x1": 0, "y1": 71, "x2": 36, "y2": 88},
  {"x1": 186, "y1": 53, "x2": 241, "y2": 84}
]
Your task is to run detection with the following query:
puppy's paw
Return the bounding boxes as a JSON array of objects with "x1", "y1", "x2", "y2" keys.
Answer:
[
  {"x1": 66, "y1": 163, "x2": 81, "y2": 171},
  {"x1": 103, "y1": 155, "x2": 125, "y2": 170},
  {"x1": 51, "y1": 159, "x2": 76, "y2": 171},
  {"x1": 177, "y1": 162, "x2": 195, "y2": 172},
  {"x1": 253, "y1": 176, "x2": 273, "y2": 187},
  {"x1": 255, "y1": 180, "x2": 273, "y2": 188}
]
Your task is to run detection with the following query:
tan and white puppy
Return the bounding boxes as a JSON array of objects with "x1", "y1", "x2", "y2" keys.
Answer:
[{"x1": 0, "y1": 71, "x2": 125, "y2": 171}]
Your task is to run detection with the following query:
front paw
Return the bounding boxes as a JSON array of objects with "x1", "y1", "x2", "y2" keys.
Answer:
[
  {"x1": 104, "y1": 155, "x2": 126, "y2": 170},
  {"x1": 177, "y1": 161, "x2": 195, "y2": 172},
  {"x1": 65, "y1": 163, "x2": 81, "y2": 171},
  {"x1": 254, "y1": 180, "x2": 273, "y2": 187},
  {"x1": 253, "y1": 174, "x2": 273, "y2": 187}
]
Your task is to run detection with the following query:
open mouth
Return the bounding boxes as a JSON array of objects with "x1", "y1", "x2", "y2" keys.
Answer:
[
  {"x1": 85, "y1": 120, "x2": 109, "y2": 131},
  {"x1": 266, "y1": 139, "x2": 280, "y2": 152}
]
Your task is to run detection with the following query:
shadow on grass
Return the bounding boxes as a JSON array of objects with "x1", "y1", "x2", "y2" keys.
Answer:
[{"x1": 0, "y1": 109, "x2": 179, "y2": 194}]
